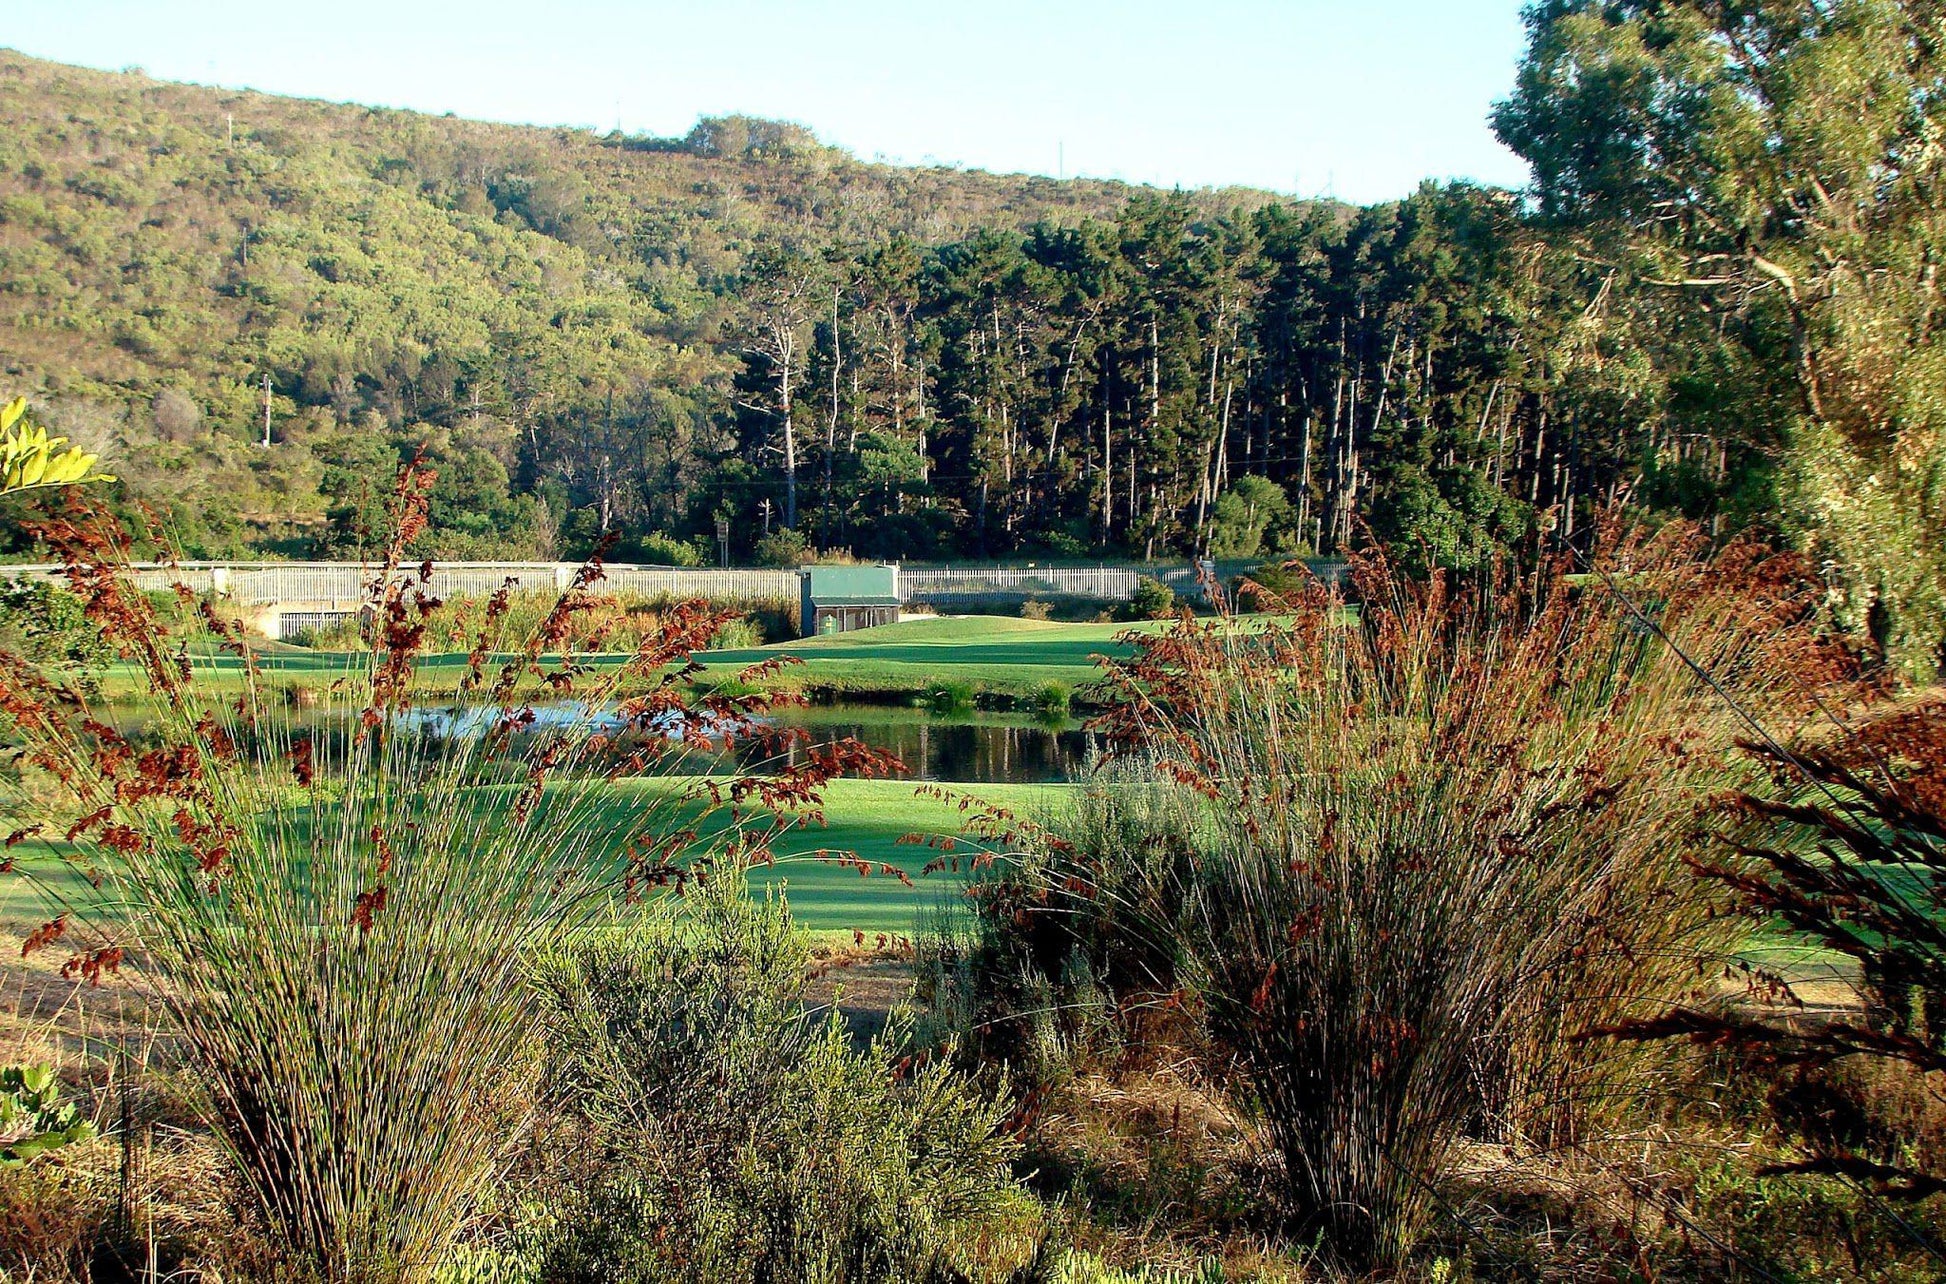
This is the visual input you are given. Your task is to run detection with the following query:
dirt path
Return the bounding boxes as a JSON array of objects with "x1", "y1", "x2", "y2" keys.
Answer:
[{"x1": 803, "y1": 956, "x2": 915, "y2": 1043}]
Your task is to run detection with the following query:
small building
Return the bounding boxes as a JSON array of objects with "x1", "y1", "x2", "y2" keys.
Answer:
[{"x1": 799, "y1": 564, "x2": 901, "y2": 637}]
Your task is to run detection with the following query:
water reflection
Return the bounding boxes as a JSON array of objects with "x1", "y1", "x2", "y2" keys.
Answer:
[
  {"x1": 751, "y1": 713, "x2": 1100, "y2": 784},
  {"x1": 109, "y1": 702, "x2": 1099, "y2": 786}
]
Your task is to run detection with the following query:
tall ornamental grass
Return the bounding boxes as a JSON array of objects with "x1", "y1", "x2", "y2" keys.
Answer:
[
  {"x1": 1056, "y1": 524, "x2": 1844, "y2": 1267},
  {"x1": 0, "y1": 467, "x2": 895, "y2": 1282}
]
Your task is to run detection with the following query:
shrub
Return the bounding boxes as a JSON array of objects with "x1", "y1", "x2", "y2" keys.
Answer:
[
  {"x1": 752, "y1": 527, "x2": 809, "y2": 568},
  {"x1": 1029, "y1": 680, "x2": 1071, "y2": 721},
  {"x1": 286, "y1": 589, "x2": 793, "y2": 657},
  {"x1": 1020, "y1": 598, "x2": 1055, "y2": 621},
  {"x1": 521, "y1": 870, "x2": 1041, "y2": 1281},
  {"x1": 1230, "y1": 559, "x2": 1311, "y2": 609},
  {"x1": 1206, "y1": 475, "x2": 1293, "y2": 560},
  {"x1": 630, "y1": 530, "x2": 705, "y2": 567},
  {"x1": 919, "y1": 763, "x2": 1205, "y2": 1079},
  {"x1": 0, "y1": 578, "x2": 113, "y2": 677},
  {"x1": 704, "y1": 615, "x2": 764, "y2": 650},
  {"x1": 1121, "y1": 577, "x2": 1174, "y2": 621},
  {"x1": 1, "y1": 469, "x2": 895, "y2": 1282},
  {"x1": 1022, "y1": 528, "x2": 1836, "y2": 1268}
]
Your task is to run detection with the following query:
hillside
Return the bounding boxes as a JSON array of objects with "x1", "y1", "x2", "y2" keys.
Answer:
[
  {"x1": 0, "y1": 49, "x2": 1185, "y2": 404},
  {"x1": 0, "y1": 51, "x2": 1291, "y2": 557}
]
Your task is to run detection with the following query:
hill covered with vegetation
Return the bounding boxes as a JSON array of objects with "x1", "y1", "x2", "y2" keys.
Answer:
[{"x1": 0, "y1": 49, "x2": 1275, "y2": 559}]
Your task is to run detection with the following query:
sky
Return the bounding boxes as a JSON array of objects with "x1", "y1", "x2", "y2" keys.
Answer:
[{"x1": 3, "y1": 0, "x2": 1535, "y2": 205}]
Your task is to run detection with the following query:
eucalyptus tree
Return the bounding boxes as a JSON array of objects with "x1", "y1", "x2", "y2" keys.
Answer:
[{"x1": 1496, "y1": 0, "x2": 1946, "y2": 677}]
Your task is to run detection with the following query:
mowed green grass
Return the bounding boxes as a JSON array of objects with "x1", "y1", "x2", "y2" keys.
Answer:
[
  {"x1": 700, "y1": 616, "x2": 1169, "y2": 696},
  {"x1": 0, "y1": 779, "x2": 1072, "y2": 938},
  {"x1": 93, "y1": 615, "x2": 1156, "y2": 700}
]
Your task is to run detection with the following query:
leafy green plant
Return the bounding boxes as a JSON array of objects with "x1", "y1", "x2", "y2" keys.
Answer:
[
  {"x1": 929, "y1": 676, "x2": 978, "y2": 715},
  {"x1": 753, "y1": 527, "x2": 809, "y2": 568},
  {"x1": 1206, "y1": 475, "x2": 1292, "y2": 560},
  {"x1": 628, "y1": 530, "x2": 706, "y2": 568},
  {"x1": 1029, "y1": 680, "x2": 1071, "y2": 721},
  {"x1": 704, "y1": 615, "x2": 764, "y2": 650},
  {"x1": 0, "y1": 579, "x2": 114, "y2": 676},
  {"x1": 0, "y1": 1066, "x2": 97, "y2": 1166},
  {"x1": 0, "y1": 398, "x2": 112, "y2": 495}
]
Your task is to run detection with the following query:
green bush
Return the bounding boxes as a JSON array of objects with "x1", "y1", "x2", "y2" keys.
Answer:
[
  {"x1": 1206, "y1": 475, "x2": 1293, "y2": 560},
  {"x1": 1230, "y1": 559, "x2": 1310, "y2": 609},
  {"x1": 752, "y1": 527, "x2": 809, "y2": 568},
  {"x1": 704, "y1": 616, "x2": 764, "y2": 650},
  {"x1": 1029, "y1": 680, "x2": 1070, "y2": 721},
  {"x1": 916, "y1": 765, "x2": 1196, "y2": 1082},
  {"x1": 630, "y1": 530, "x2": 706, "y2": 568},
  {"x1": 1121, "y1": 577, "x2": 1174, "y2": 621},
  {"x1": 0, "y1": 579, "x2": 113, "y2": 677},
  {"x1": 520, "y1": 872, "x2": 1042, "y2": 1282}
]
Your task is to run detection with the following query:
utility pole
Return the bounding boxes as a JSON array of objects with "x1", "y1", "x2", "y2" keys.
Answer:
[
  {"x1": 759, "y1": 497, "x2": 773, "y2": 536},
  {"x1": 261, "y1": 372, "x2": 272, "y2": 447}
]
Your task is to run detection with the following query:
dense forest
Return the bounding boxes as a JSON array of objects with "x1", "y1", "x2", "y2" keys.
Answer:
[{"x1": 2, "y1": 0, "x2": 1944, "y2": 679}]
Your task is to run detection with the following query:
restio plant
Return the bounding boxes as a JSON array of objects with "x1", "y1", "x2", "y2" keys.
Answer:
[
  {"x1": 0, "y1": 1066, "x2": 97, "y2": 1167},
  {"x1": 1616, "y1": 694, "x2": 1946, "y2": 1202},
  {"x1": 996, "y1": 523, "x2": 1839, "y2": 1269},
  {"x1": 0, "y1": 462, "x2": 898, "y2": 1282}
]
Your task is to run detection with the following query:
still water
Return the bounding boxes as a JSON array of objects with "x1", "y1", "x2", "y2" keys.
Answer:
[
  {"x1": 761, "y1": 708, "x2": 1100, "y2": 784},
  {"x1": 113, "y1": 702, "x2": 1101, "y2": 786}
]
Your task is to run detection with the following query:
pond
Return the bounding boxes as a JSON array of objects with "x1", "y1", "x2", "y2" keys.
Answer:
[
  {"x1": 403, "y1": 702, "x2": 1101, "y2": 784},
  {"x1": 109, "y1": 701, "x2": 1102, "y2": 786}
]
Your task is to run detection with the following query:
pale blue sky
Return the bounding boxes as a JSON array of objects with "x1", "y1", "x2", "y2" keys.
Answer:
[{"x1": 4, "y1": 1, "x2": 1534, "y2": 205}]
